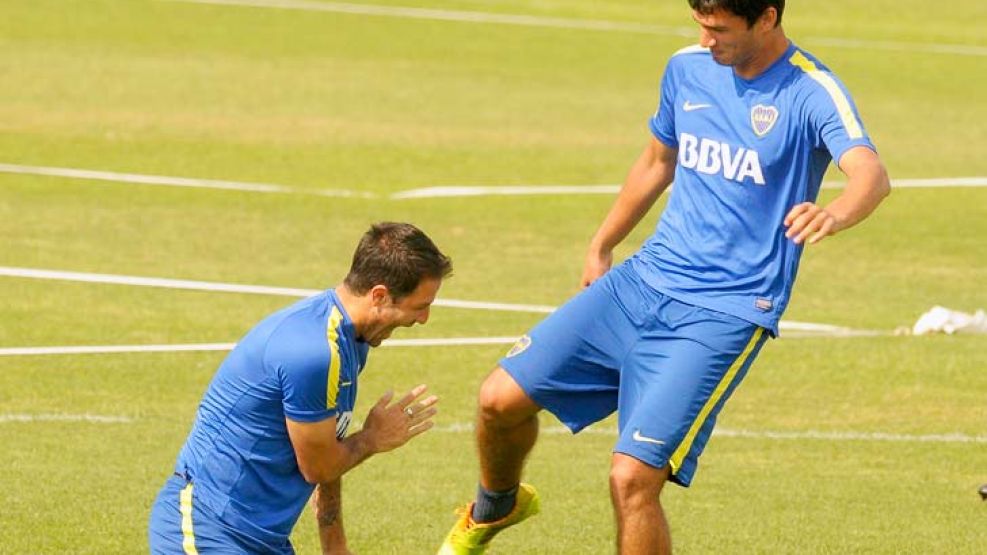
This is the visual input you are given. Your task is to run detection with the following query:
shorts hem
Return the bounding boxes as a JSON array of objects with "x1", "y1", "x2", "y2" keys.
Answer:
[{"x1": 612, "y1": 447, "x2": 693, "y2": 488}]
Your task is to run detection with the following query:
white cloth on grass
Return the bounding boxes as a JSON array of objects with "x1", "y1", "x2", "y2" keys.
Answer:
[{"x1": 912, "y1": 306, "x2": 987, "y2": 335}]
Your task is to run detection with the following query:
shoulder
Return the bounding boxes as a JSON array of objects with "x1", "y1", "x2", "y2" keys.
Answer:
[
  {"x1": 672, "y1": 44, "x2": 711, "y2": 58},
  {"x1": 784, "y1": 46, "x2": 852, "y2": 98},
  {"x1": 783, "y1": 46, "x2": 867, "y2": 139},
  {"x1": 658, "y1": 44, "x2": 714, "y2": 90},
  {"x1": 666, "y1": 44, "x2": 711, "y2": 71},
  {"x1": 264, "y1": 296, "x2": 334, "y2": 370}
]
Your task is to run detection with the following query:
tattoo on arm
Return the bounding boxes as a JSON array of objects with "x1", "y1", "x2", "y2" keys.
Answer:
[{"x1": 315, "y1": 482, "x2": 341, "y2": 528}]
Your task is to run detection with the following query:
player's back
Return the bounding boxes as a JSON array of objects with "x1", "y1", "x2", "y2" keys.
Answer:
[{"x1": 174, "y1": 293, "x2": 334, "y2": 547}]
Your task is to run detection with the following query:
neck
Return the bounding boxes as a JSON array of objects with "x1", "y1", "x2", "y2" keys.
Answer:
[
  {"x1": 334, "y1": 284, "x2": 370, "y2": 339},
  {"x1": 734, "y1": 31, "x2": 789, "y2": 80}
]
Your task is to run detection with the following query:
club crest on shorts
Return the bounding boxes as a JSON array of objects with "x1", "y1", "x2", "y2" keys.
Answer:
[
  {"x1": 750, "y1": 104, "x2": 779, "y2": 137},
  {"x1": 506, "y1": 334, "x2": 532, "y2": 358}
]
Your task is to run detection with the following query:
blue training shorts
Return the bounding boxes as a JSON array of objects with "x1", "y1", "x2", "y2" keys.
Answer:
[
  {"x1": 501, "y1": 262, "x2": 768, "y2": 486},
  {"x1": 149, "y1": 474, "x2": 295, "y2": 554}
]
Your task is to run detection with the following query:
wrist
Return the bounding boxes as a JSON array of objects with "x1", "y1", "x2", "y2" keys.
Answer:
[
  {"x1": 352, "y1": 427, "x2": 379, "y2": 457},
  {"x1": 822, "y1": 204, "x2": 850, "y2": 233},
  {"x1": 587, "y1": 241, "x2": 611, "y2": 257}
]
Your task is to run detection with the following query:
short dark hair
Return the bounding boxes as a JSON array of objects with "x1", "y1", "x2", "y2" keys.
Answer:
[
  {"x1": 344, "y1": 222, "x2": 453, "y2": 300},
  {"x1": 688, "y1": 0, "x2": 784, "y2": 27}
]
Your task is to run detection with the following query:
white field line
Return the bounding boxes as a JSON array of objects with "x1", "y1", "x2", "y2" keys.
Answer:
[
  {"x1": 0, "y1": 328, "x2": 889, "y2": 357},
  {"x1": 0, "y1": 266, "x2": 323, "y2": 297},
  {"x1": 805, "y1": 36, "x2": 987, "y2": 58},
  {"x1": 165, "y1": 0, "x2": 691, "y2": 36},
  {"x1": 392, "y1": 177, "x2": 987, "y2": 199},
  {"x1": 392, "y1": 185, "x2": 622, "y2": 199},
  {"x1": 878, "y1": 177, "x2": 987, "y2": 188},
  {"x1": 0, "y1": 163, "x2": 375, "y2": 199},
  {"x1": 0, "y1": 413, "x2": 133, "y2": 424},
  {"x1": 0, "y1": 266, "x2": 554, "y2": 314},
  {"x1": 385, "y1": 336, "x2": 517, "y2": 347},
  {"x1": 163, "y1": 0, "x2": 987, "y2": 58},
  {"x1": 3, "y1": 412, "x2": 975, "y2": 445},
  {"x1": 429, "y1": 422, "x2": 987, "y2": 444},
  {"x1": 0, "y1": 338, "x2": 520, "y2": 356},
  {"x1": 429, "y1": 298, "x2": 554, "y2": 314},
  {"x1": 0, "y1": 344, "x2": 238, "y2": 356},
  {"x1": 2, "y1": 162, "x2": 982, "y2": 200},
  {"x1": 0, "y1": 266, "x2": 870, "y2": 335}
]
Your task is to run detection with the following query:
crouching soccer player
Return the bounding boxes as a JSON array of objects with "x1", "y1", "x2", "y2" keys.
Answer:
[
  {"x1": 438, "y1": 0, "x2": 890, "y2": 553},
  {"x1": 149, "y1": 222, "x2": 452, "y2": 554}
]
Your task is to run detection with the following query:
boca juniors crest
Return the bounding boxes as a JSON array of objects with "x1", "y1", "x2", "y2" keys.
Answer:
[{"x1": 750, "y1": 104, "x2": 779, "y2": 137}]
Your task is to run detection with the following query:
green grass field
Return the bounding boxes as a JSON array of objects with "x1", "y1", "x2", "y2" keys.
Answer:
[{"x1": 1, "y1": 0, "x2": 985, "y2": 553}]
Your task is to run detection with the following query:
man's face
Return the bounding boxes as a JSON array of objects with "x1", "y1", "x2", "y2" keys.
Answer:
[
  {"x1": 692, "y1": 8, "x2": 763, "y2": 68},
  {"x1": 363, "y1": 277, "x2": 442, "y2": 347}
]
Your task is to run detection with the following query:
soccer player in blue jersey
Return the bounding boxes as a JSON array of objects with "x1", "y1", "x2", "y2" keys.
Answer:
[
  {"x1": 149, "y1": 222, "x2": 452, "y2": 554},
  {"x1": 439, "y1": 1, "x2": 890, "y2": 553}
]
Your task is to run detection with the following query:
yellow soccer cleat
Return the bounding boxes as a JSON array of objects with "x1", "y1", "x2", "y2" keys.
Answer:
[{"x1": 437, "y1": 483, "x2": 541, "y2": 555}]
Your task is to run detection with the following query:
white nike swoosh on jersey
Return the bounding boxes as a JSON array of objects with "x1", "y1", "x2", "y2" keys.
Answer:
[
  {"x1": 683, "y1": 101, "x2": 713, "y2": 112},
  {"x1": 632, "y1": 430, "x2": 666, "y2": 446}
]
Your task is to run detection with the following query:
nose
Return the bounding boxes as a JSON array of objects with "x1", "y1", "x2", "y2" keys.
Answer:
[
  {"x1": 416, "y1": 307, "x2": 430, "y2": 325},
  {"x1": 699, "y1": 29, "x2": 716, "y2": 48}
]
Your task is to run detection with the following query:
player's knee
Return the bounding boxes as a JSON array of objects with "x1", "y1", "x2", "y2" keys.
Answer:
[
  {"x1": 609, "y1": 454, "x2": 667, "y2": 502},
  {"x1": 477, "y1": 367, "x2": 537, "y2": 427}
]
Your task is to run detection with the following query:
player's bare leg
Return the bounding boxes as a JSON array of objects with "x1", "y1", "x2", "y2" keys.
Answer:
[
  {"x1": 610, "y1": 453, "x2": 672, "y2": 555},
  {"x1": 476, "y1": 367, "x2": 541, "y2": 492},
  {"x1": 438, "y1": 367, "x2": 542, "y2": 554}
]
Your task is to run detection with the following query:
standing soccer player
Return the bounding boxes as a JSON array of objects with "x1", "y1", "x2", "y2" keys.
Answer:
[
  {"x1": 439, "y1": 1, "x2": 890, "y2": 553},
  {"x1": 149, "y1": 222, "x2": 452, "y2": 554}
]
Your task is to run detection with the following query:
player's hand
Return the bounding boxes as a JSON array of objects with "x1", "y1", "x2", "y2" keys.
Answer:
[
  {"x1": 581, "y1": 249, "x2": 613, "y2": 288},
  {"x1": 784, "y1": 202, "x2": 838, "y2": 245},
  {"x1": 362, "y1": 384, "x2": 438, "y2": 454}
]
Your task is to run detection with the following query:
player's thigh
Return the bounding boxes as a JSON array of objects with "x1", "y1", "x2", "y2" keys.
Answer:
[
  {"x1": 500, "y1": 262, "x2": 650, "y2": 433},
  {"x1": 615, "y1": 300, "x2": 768, "y2": 485}
]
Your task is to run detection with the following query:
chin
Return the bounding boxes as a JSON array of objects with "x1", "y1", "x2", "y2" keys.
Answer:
[{"x1": 370, "y1": 332, "x2": 393, "y2": 348}]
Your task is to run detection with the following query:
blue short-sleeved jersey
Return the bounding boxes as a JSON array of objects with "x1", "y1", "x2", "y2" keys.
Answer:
[
  {"x1": 634, "y1": 42, "x2": 875, "y2": 334},
  {"x1": 173, "y1": 290, "x2": 368, "y2": 549}
]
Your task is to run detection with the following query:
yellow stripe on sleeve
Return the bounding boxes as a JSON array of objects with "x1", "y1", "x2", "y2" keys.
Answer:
[
  {"x1": 789, "y1": 50, "x2": 864, "y2": 139},
  {"x1": 669, "y1": 328, "x2": 765, "y2": 473},
  {"x1": 179, "y1": 483, "x2": 199, "y2": 555},
  {"x1": 325, "y1": 306, "x2": 344, "y2": 410}
]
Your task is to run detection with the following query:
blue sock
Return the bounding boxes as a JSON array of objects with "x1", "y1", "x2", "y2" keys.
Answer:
[{"x1": 471, "y1": 483, "x2": 519, "y2": 523}]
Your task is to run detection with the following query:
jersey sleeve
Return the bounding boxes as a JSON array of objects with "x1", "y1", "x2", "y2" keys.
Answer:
[
  {"x1": 803, "y1": 70, "x2": 876, "y2": 166},
  {"x1": 649, "y1": 58, "x2": 679, "y2": 148},
  {"x1": 266, "y1": 325, "x2": 337, "y2": 423}
]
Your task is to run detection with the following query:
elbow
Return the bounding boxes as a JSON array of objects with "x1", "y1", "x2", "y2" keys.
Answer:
[
  {"x1": 298, "y1": 465, "x2": 321, "y2": 485},
  {"x1": 862, "y1": 161, "x2": 891, "y2": 203},
  {"x1": 878, "y1": 167, "x2": 891, "y2": 199},
  {"x1": 297, "y1": 462, "x2": 339, "y2": 485}
]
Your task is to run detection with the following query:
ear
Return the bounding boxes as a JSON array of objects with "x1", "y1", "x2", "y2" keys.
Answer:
[
  {"x1": 760, "y1": 7, "x2": 777, "y2": 31},
  {"x1": 369, "y1": 284, "x2": 391, "y2": 307}
]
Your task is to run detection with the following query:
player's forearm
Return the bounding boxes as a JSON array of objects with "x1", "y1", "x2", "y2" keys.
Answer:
[
  {"x1": 825, "y1": 159, "x2": 890, "y2": 233},
  {"x1": 589, "y1": 151, "x2": 674, "y2": 254},
  {"x1": 313, "y1": 480, "x2": 349, "y2": 554},
  {"x1": 300, "y1": 430, "x2": 377, "y2": 484},
  {"x1": 321, "y1": 430, "x2": 378, "y2": 483}
]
